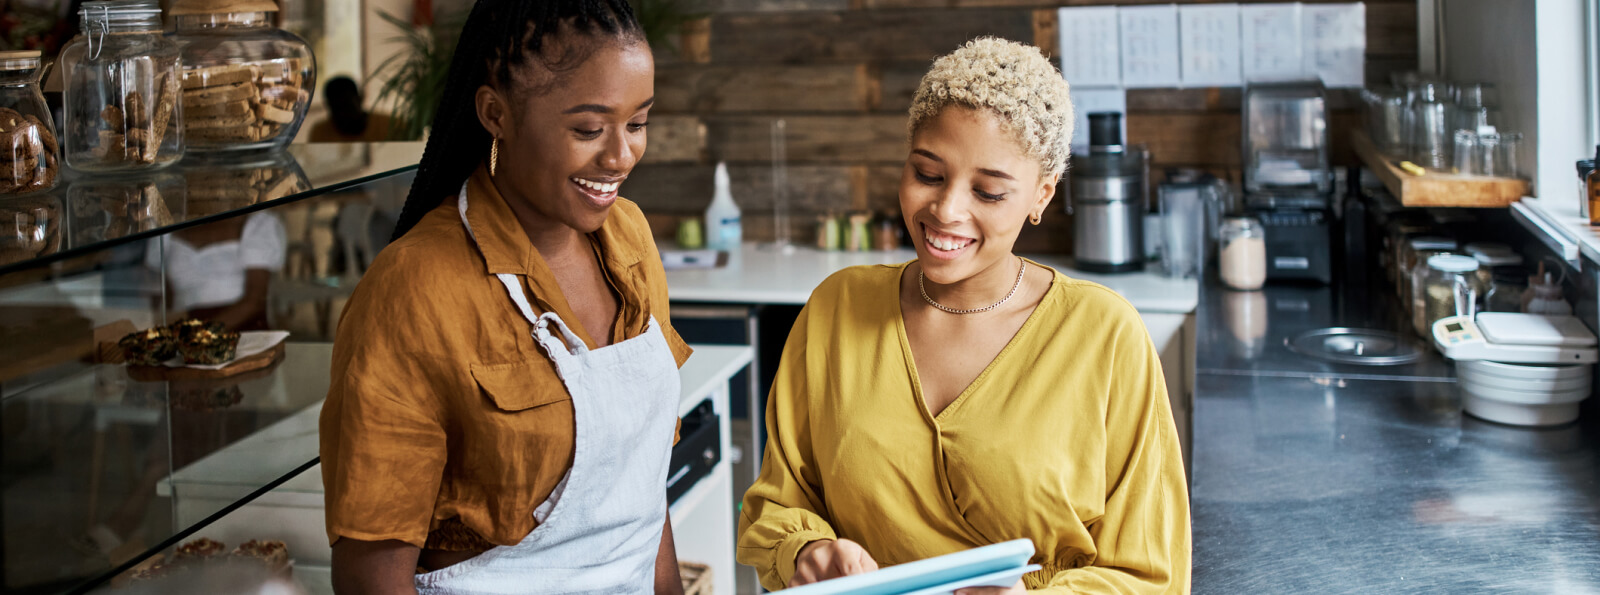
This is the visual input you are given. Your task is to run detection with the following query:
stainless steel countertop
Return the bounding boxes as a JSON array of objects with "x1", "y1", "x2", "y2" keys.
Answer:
[{"x1": 1191, "y1": 277, "x2": 1600, "y2": 593}]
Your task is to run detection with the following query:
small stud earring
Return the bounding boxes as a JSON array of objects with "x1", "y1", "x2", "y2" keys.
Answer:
[{"x1": 489, "y1": 138, "x2": 499, "y2": 176}]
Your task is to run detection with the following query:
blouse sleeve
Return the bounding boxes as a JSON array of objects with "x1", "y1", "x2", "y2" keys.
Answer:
[
  {"x1": 239, "y1": 212, "x2": 287, "y2": 272},
  {"x1": 1031, "y1": 313, "x2": 1192, "y2": 593},
  {"x1": 736, "y1": 304, "x2": 838, "y2": 591},
  {"x1": 318, "y1": 272, "x2": 451, "y2": 548}
]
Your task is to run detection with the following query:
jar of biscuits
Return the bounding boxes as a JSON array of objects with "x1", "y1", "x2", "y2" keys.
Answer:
[
  {"x1": 0, "y1": 50, "x2": 60, "y2": 195},
  {"x1": 171, "y1": 0, "x2": 316, "y2": 152},
  {"x1": 59, "y1": 0, "x2": 185, "y2": 172}
]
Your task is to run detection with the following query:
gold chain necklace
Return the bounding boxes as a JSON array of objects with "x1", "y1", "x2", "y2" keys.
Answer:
[{"x1": 919, "y1": 257, "x2": 1026, "y2": 315}]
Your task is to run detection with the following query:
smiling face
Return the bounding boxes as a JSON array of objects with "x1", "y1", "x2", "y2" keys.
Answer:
[
  {"x1": 901, "y1": 106, "x2": 1059, "y2": 285},
  {"x1": 475, "y1": 34, "x2": 654, "y2": 234}
]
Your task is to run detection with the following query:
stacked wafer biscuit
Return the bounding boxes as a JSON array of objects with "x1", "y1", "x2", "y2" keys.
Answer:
[
  {"x1": 1, "y1": 107, "x2": 59, "y2": 194},
  {"x1": 185, "y1": 162, "x2": 309, "y2": 215},
  {"x1": 181, "y1": 59, "x2": 307, "y2": 145},
  {"x1": 92, "y1": 72, "x2": 179, "y2": 165}
]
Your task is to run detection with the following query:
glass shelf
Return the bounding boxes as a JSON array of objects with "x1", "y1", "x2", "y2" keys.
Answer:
[
  {"x1": 0, "y1": 142, "x2": 424, "y2": 277},
  {"x1": 0, "y1": 142, "x2": 420, "y2": 593}
]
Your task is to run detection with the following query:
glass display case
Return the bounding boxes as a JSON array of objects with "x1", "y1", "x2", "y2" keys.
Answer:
[{"x1": 0, "y1": 141, "x2": 421, "y2": 593}]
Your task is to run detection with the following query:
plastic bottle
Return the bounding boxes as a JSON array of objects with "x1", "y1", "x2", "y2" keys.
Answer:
[{"x1": 704, "y1": 161, "x2": 742, "y2": 251}]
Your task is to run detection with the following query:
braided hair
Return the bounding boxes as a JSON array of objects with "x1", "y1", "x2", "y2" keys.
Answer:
[{"x1": 391, "y1": 0, "x2": 644, "y2": 240}]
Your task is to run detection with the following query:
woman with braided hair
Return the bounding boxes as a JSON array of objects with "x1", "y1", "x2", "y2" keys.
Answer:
[{"x1": 319, "y1": 1, "x2": 692, "y2": 593}]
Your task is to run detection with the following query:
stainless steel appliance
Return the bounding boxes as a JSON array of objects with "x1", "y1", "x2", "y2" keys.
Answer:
[
  {"x1": 1069, "y1": 112, "x2": 1146, "y2": 273},
  {"x1": 1242, "y1": 82, "x2": 1333, "y2": 284}
]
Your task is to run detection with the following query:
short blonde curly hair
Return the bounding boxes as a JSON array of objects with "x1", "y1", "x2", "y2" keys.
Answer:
[{"x1": 908, "y1": 37, "x2": 1074, "y2": 178}]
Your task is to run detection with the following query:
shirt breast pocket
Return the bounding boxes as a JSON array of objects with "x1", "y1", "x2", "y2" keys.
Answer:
[{"x1": 470, "y1": 360, "x2": 571, "y2": 412}]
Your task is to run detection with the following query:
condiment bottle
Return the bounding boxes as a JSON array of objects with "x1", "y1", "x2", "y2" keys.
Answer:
[{"x1": 874, "y1": 211, "x2": 902, "y2": 252}]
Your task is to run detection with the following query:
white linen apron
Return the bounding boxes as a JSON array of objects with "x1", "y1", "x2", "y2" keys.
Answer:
[{"x1": 415, "y1": 182, "x2": 680, "y2": 594}]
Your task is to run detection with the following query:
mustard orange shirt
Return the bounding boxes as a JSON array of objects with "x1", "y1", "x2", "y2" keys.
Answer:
[{"x1": 320, "y1": 166, "x2": 691, "y2": 551}]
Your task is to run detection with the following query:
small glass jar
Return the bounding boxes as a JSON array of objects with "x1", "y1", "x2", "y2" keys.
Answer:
[
  {"x1": 170, "y1": 0, "x2": 316, "y2": 152},
  {"x1": 59, "y1": 0, "x2": 184, "y2": 172},
  {"x1": 0, "y1": 194, "x2": 63, "y2": 266},
  {"x1": 0, "y1": 50, "x2": 60, "y2": 195},
  {"x1": 1414, "y1": 254, "x2": 1479, "y2": 338},
  {"x1": 1484, "y1": 265, "x2": 1530, "y2": 313},
  {"x1": 1218, "y1": 216, "x2": 1267, "y2": 291},
  {"x1": 1411, "y1": 82, "x2": 1451, "y2": 169},
  {"x1": 1470, "y1": 249, "x2": 1520, "y2": 311},
  {"x1": 1451, "y1": 130, "x2": 1478, "y2": 174}
]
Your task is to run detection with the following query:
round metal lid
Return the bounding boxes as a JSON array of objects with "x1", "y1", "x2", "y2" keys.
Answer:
[{"x1": 1287, "y1": 327, "x2": 1422, "y2": 366}]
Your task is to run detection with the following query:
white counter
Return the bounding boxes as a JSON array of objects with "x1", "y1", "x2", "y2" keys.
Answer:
[{"x1": 663, "y1": 243, "x2": 1199, "y2": 314}]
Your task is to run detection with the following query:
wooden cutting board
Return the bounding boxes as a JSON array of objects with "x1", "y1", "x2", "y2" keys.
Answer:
[{"x1": 126, "y1": 341, "x2": 286, "y2": 382}]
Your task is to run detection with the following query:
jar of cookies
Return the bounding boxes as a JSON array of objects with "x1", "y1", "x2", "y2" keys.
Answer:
[
  {"x1": 59, "y1": 0, "x2": 185, "y2": 172},
  {"x1": 0, "y1": 50, "x2": 60, "y2": 195},
  {"x1": 170, "y1": 0, "x2": 316, "y2": 152}
]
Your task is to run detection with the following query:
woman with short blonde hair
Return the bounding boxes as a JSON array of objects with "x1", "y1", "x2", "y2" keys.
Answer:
[{"x1": 737, "y1": 37, "x2": 1191, "y2": 594}]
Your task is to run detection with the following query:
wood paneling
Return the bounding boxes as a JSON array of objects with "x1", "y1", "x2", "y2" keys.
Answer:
[
  {"x1": 626, "y1": 163, "x2": 858, "y2": 212},
  {"x1": 706, "y1": 115, "x2": 908, "y2": 163},
  {"x1": 710, "y1": 9, "x2": 1034, "y2": 63},
  {"x1": 654, "y1": 64, "x2": 873, "y2": 113},
  {"x1": 1128, "y1": 113, "x2": 1242, "y2": 167},
  {"x1": 645, "y1": 0, "x2": 1421, "y2": 257},
  {"x1": 641, "y1": 115, "x2": 707, "y2": 164}
]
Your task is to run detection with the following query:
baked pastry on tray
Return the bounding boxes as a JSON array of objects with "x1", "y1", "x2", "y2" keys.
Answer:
[{"x1": 118, "y1": 327, "x2": 177, "y2": 366}]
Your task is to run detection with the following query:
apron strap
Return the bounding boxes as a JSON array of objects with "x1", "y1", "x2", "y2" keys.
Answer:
[
  {"x1": 458, "y1": 180, "x2": 591, "y2": 361},
  {"x1": 534, "y1": 312, "x2": 589, "y2": 358}
]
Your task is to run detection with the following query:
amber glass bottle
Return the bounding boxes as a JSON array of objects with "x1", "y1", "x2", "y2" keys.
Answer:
[{"x1": 1589, "y1": 146, "x2": 1600, "y2": 225}]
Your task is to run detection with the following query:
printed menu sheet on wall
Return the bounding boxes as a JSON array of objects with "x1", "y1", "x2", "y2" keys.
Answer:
[
  {"x1": 1179, "y1": 4, "x2": 1242, "y2": 87},
  {"x1": 1118, "y1": 5, "x2": 1181, "y2": 88},
  {"x1": 1057, "y1": 2, "x2": 1366, "y2": 89},
  {"x1": 1057, "y1": 6, "x2": 1121, "y2": 87}
]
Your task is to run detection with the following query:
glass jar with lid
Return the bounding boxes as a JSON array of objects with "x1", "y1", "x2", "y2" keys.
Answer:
[
  {"x1": 59, "y1": 0, "x2": 184, "y2": 172},
  {"x1": 170, "y1": 0, "x2": 316, "y2": 152},
  {"x1": 1219, "y1": 216, "x2": 1267, "y2": 290},
  {"x1": 0, "y1": 50, "x2": 60, "y2": 195},
  {"x1": 1470, "y1": 248, "x2": 1521, "y2": 309},
  {"x1": 1400, "y1": 236, "x2": 1456, "y2": 303},
  {"x1": 1483, "y1": 265, "x2": 1531, "y2": 313},
  {"x1": 1414, "y1": 254, "x2": 1480, "y2": 338}
]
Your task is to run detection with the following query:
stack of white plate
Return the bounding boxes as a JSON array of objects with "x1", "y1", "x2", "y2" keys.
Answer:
[{"x1": 1457, "y1": 360, "x2": 1592, "y2": 426}]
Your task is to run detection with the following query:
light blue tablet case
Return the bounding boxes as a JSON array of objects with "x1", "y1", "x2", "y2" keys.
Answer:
[{"x1": 778, "y1": 539, "x2": 1042, "y2": 595}]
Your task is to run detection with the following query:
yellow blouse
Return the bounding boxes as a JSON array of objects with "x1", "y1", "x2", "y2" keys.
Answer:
[{"x1": 737, "y1": 262, "x2": 1191, "y2": 593}]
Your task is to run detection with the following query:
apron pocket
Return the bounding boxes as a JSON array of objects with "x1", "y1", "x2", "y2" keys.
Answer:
[{"x1": 471, "y1": 360, "x2": 571, "y2": 411}]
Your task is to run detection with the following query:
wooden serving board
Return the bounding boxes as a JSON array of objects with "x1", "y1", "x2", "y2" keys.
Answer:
[
  {"x1": 126, "y1": 341, "x2": 285, "y2": 382},
  {"x1": 1352, "y1": 130, "x2": 1531, "y2": 208}
]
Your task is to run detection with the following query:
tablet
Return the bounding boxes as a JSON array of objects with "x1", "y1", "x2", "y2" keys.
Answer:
[{"x1": 779, "y1": 539, "x2": 1039, "y2": 595}]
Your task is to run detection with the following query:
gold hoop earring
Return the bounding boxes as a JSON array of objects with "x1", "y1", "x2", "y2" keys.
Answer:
[
  {"x1": 489, "y1": 138, "x2": 499, "y2": 176},
  {"x1": 1030, "y1": 213, "x2": 1042, "y2": 225}
]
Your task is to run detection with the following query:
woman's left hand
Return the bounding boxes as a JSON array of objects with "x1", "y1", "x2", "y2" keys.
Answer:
[{"x1": 953, "y1": 579, "x2": 1026, "y2": 594}]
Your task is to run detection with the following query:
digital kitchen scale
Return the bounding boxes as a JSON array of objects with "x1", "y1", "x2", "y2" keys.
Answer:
[
  {"x1": 1432, "y1": 313, "x2": 1598, "y2": 364},
  {"x1": 1434, "y1": 313, "x2": 1597, "y2": 426}
]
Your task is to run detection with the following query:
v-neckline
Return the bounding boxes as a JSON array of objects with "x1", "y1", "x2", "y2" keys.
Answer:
[{"x1": 894, "y1": 260, "x2": 1055, "y2": 424}]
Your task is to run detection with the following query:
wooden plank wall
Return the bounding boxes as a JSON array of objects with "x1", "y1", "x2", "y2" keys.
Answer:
[{"x1": 626, "y1": 0, "x2": 1418, "y2": 253}]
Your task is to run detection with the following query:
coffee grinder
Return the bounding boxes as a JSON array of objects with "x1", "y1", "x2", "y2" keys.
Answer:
[{"x1": 1242, "y1": 81, "x2": 1333, "y2": 284}]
